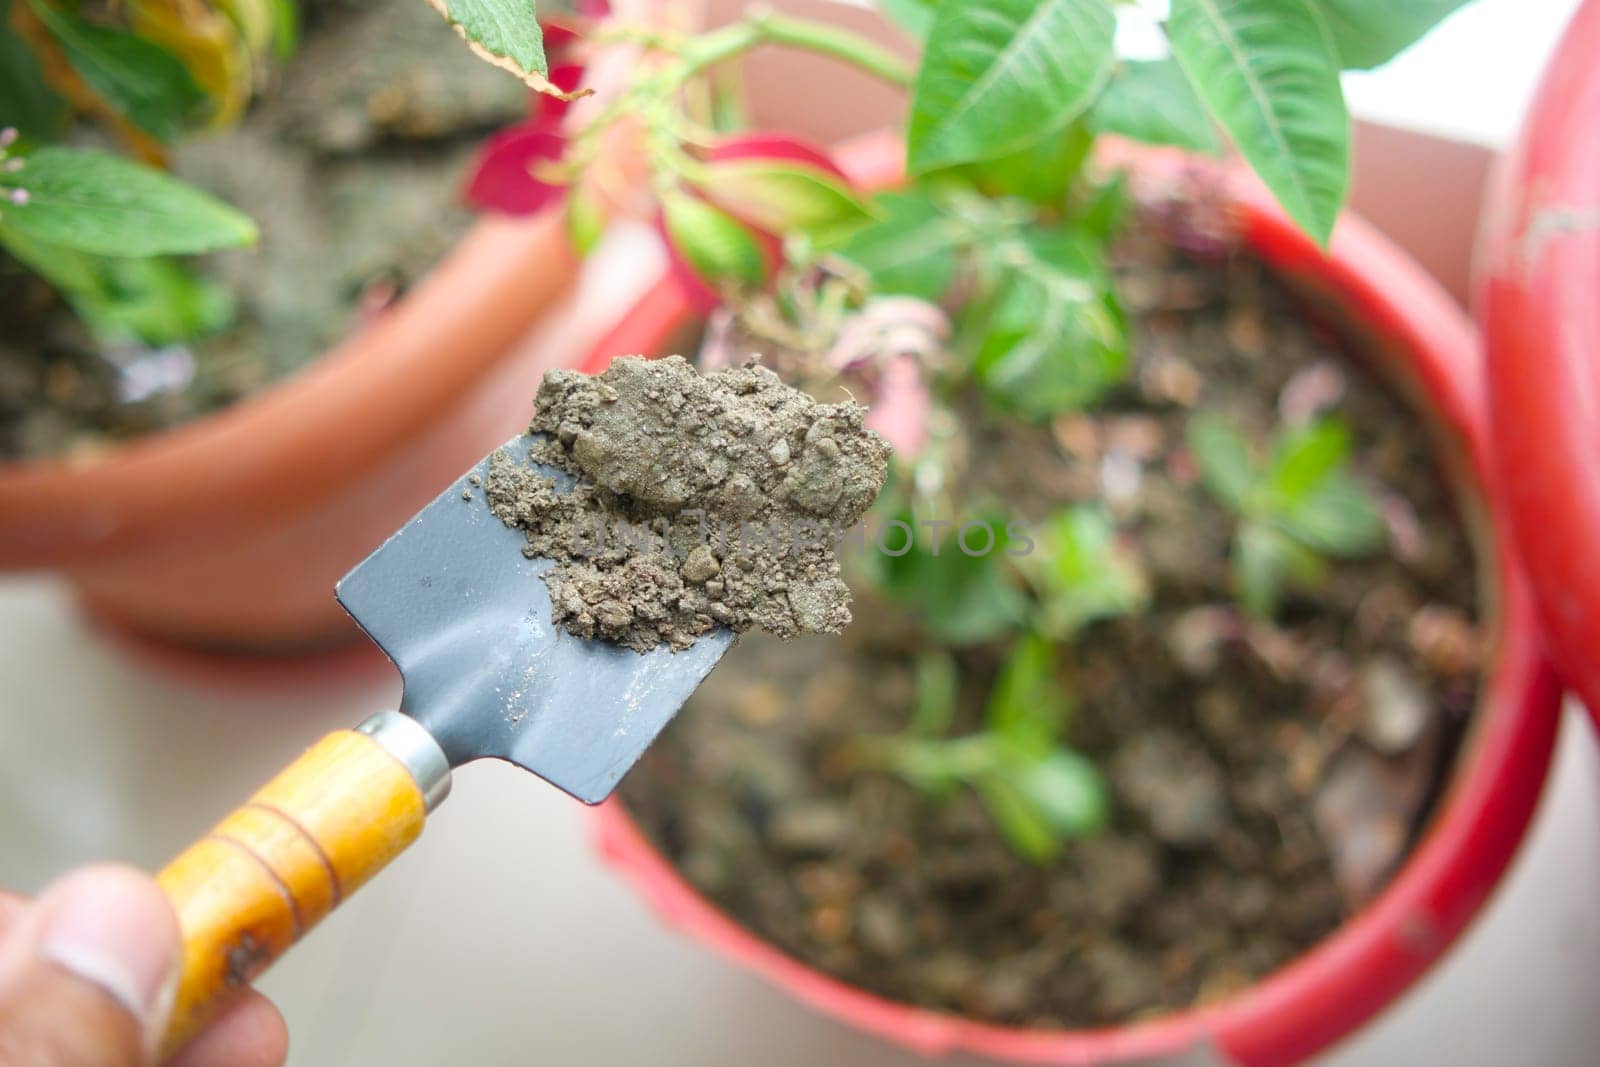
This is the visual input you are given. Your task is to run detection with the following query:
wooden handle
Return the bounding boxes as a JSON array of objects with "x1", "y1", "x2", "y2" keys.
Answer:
[{"x1": 155, "y1": 727, "x2": 429, "y2": 1056}]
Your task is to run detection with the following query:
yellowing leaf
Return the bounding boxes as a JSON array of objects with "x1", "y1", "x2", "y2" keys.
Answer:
[
  {"x1": 127, "y1": 0, "x2": 251, "y2": 127},
  {"x1": 425, "y1": 0, "x2": 588, "y2": 101}
]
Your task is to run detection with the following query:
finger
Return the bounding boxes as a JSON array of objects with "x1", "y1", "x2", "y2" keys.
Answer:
[
  {"x1": 0, "y1": 865, "x2": 181, "y2": 1067},
  {"x1": 164, "y1": 990, "x2": 288, "y2": 1067}
]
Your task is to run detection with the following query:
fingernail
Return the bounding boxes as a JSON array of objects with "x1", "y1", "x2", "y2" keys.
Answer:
[{"x1": 36, "y1": 869, "x2": 177, "y2": 1034}]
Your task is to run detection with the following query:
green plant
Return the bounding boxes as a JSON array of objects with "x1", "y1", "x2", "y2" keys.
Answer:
[
  {"x1": 854, "y1": 503, "x2": 1145, "y2": 862},
  {"x1": 0, "y1": 0, "x2": 298, "y2": 344},
  {"x1": 460, "y1": 0, "x2": 1457, "y2": 861},
  {"x1": 0, "y1": 0, "x2": 555, "y2": 349},
  {"x1": 854, "y1": 634, "x2": 1109, "y2": 863},
  {"x1": 1023, "y1": 506, "x2": 1149, "y2": 640},
  {"x1": 1187, "y1": 413, "x2": 1385, "y2": 617}
]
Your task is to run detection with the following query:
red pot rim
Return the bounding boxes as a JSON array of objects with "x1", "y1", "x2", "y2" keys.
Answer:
[
  {"x1": 587, "y1": 131, "x2": 1562, "y2": 1065},
  {"x1": 1478, "y1": 0, "x2": 1600, "y2": 726},
  {"x1": 0, "y1": 210, "x2": 577, "y2": 567}
]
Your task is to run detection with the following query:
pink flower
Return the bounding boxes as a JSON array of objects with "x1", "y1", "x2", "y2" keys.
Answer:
[{"x1": 661, "y1": 133, "x2": 857, "y2": 308}]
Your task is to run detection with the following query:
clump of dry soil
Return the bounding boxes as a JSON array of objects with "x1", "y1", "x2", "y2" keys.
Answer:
[{"x1": 486, "y1": 356, "x2": 891, "y2": 652}]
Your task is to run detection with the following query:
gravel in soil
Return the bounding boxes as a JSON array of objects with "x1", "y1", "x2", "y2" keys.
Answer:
[
  {"x1": 618, "y1": 202, "x2": 1483, "y2": 1028},
  {"x1": 0, "y1": 0, "x2": 526, "y2": 460}
]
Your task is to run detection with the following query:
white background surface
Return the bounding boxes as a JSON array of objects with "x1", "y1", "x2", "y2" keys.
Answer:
[{"x1": 3, "y1": 1, "x2": 1598, "y2": 1064}]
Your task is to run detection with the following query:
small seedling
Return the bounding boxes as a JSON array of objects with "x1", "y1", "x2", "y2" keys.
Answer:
[
  {"x1": 855, "y1": 502, "x2": 1147, "y2": 861},
  {"x1": 1187, "y1": 413, "x2": 1385, "y2": 618},
  {"x1": 855, "y1": 634, "x2": 1108, "y2": 864}
]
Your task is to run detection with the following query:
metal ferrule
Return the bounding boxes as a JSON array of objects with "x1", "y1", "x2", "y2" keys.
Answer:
[{"x1": 356, "y1": 711, "x2": 453, "y2": 812}]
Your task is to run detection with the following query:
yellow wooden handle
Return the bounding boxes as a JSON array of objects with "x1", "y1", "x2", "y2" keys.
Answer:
[{"x1": 154, "y1": 722, "x2": 438, "y2": 1057}]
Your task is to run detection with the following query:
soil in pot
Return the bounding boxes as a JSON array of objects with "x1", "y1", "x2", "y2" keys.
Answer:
[
  {"x1": 0, "y1": 0, "x2": 526, "y2": 461},
  {"x1": 616, "y1": 196, "x2": 1484, "y2": 1028}
]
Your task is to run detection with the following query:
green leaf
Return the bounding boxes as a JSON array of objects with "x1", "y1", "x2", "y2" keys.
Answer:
[
  {"x1": 1258, "y1": 417, "x2": 1384, "y2": 555},
  {"x1": 869, "y1": 512, "x2": 1029, "y2": 645},
  {"x1": 1187, "y1": 414, "x2": 1256, "y2": 512},
  {"x1": 0, "y1": 224, "x2": 235, "y2": 345},
  {"x1": 879, "y1": 0, "x2": 936, "y2": 41},
  {"x1": 909, "y1": 651, "x2": 959, "y2": 737},
  {"x1": 1012, "y1": 749, "x2": 1108, "y2": 838},
  {"x1": 871, "y1": 736, "x2": 968, "y2": 798},
  {"x1": 1265, "y1": 418, "x2": 1350, "y2": 502},
  {"x1": 955, "y1": 120, "x2": 1093, "y2": 207},
  {"x1": 826, "y1": 189, "x2": 964, "y2": 300},
  {"x1": 82, "y1": 256, "x2": 236, "y2": 345},
  {"x1": 1312, "y1": 0, "x2": 1468, "y2": 69},
  {"x1": 216, "y1": 0, "x2": 277, "y2": 54},
  {"x1": 1, "y1": 146, "x2": 257, "y2": 257},
  {"x1": 660, "y1": 189, "x2": 768, "y2": 289},
  {"x1": 697, "y1": 160, "x2": 875, "y2": 237},
  {"x1": 986, "y1": 633, "x2": 1069, "y2": 752},
  {"x1": 971, "y1": 228, "x2": 1127, "y2": 419},
  {"x1": 908, "y1": 0, "x2": 1116, "y2": 174},
  {"x1": 1233, "y1": 521, "x2": 1324, "y2": 618},
  {"x1": 1027, "y1": 507, "x2": 1148, "y2": 639},
  {"x1": 1277, "y1": 473, "x2": 1384, "y2": 556},
  {"x1": 270, "y1": 0, "x2": 299, "y2": 58},
  {"x1": 27, "y1": 0, "x2": 205, "y2": 141},
  {"x1": 1166, "y1": 0, "x2": 1349, "y2": 245},
  {"x1": 972, "y1": 771, "x2": 1061, "y2": 863},
  {"x1": 429, "y1": 0, "x2": 564, "y2": 92},
  {"x1": 1074, "y1": 172, "x2": 1131, "y2": 241},
  {"x1": 1090, "y1": 59, "x2": 1221, "y2": 155},
  {"x1": 0, "y1": 22, "x2": 68, "y2": 139}
]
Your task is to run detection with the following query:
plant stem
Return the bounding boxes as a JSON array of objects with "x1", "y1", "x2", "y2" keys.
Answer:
[{"x1": 683, "y1": 9, "x2": 914, "y2": 89}]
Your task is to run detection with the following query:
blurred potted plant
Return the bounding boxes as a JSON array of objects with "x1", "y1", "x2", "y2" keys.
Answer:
[
  {"x1": 469, "y1": 1, "x2": 1560, "y2": 1063},
  {"x1": 0, "y1": 0, "x2": 610, "y2": 655}
]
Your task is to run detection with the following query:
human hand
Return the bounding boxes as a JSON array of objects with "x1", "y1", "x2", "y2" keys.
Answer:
[{"x1": 0, "y1": 865, "x2": 287, "y2": 1066}]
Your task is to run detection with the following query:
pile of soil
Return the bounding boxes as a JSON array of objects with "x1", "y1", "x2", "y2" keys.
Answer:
[
  {"x1": 618, "y1": 204, "x2": 1483, "y2": 1027},
  {"x1": 0, "y1": 0, "x2": 526, "y2": 460},
  {"x1": 485, "y1": 356, "x2": 890, "y2": 652}
]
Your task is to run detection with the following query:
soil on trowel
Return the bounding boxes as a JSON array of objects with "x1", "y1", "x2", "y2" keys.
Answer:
[
  {"x1": 485, "y1": 356, "x2": 891, "y2": 652},
  {"x1": 618, "y1": 199, "x2": 1484, "y2": 1028},
  {"x1": 0, "y1": 0, "x2": 527, "y2": 460}
]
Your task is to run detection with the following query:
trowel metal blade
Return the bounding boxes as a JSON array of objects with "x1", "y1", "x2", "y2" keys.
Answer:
[{"x1": 335, "y1": 434, "x2": 733, "y2": 805}]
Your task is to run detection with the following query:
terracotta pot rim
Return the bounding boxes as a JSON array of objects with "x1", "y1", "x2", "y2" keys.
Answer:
[
  {"x1": 591, "y1": 131, "x2": 1562, "y2": 1065},
  {"x1": 0, "y1": 209, "x2": 577, "y2": 566}
]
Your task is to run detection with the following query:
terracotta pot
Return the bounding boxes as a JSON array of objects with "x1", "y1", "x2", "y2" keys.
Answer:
[
  {"x1": 0, "y1": 208, "x2": 587, "y2": 654},
  {"x1": 589, "y1": 132, "x2": 1562, "y2": 1065},
  {"x1": 1478, "y1": 0, "x2": 1600, "y2": 727}
]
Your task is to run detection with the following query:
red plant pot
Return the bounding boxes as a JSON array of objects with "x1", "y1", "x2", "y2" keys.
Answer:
[
  {"x1": 0, "y1": 211, "x2": 585, "y2": 657},
  {"x1": 1478, "y1": 0, "x2": 1600, "y2": 727},
  {"x1": 587, "y1": 132, "x2": 1561, "y2": 1065}
]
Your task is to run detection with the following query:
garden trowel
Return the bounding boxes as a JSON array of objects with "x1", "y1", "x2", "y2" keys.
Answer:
[{"x1": 150, "y1": 435, "x2": 733, "y2": 1057}]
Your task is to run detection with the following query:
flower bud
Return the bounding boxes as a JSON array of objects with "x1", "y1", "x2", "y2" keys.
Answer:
[{"x1": 658, "y1": 188, "x2": 768, "y2": 304}]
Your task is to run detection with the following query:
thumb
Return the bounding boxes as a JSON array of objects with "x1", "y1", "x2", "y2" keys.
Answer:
[{"x1": 0, "y1": 866, "x2": 180, "y2": 1067}]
